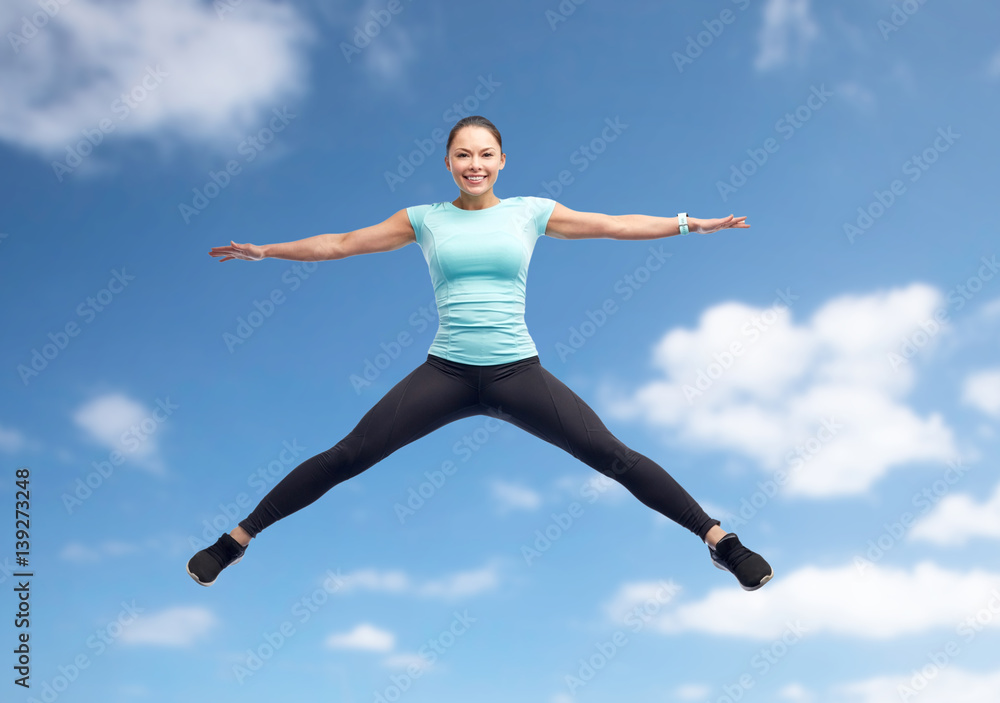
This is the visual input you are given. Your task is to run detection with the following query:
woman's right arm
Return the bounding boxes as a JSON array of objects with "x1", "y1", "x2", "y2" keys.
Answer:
[
  {"x1": 249, "y1": 209, "x2": 416, "y2": 262},
  {"x1": 209, "y1": 208, "x2": 417, "y2": 261}
]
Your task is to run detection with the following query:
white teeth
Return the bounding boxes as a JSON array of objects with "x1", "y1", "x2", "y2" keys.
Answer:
[{"x1": 466, "y1": 176, "x2": 484, "y2": 181}]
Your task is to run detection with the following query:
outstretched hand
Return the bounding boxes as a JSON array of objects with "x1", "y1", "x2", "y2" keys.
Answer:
[
  {"x1": 693, "y1": 215, "x2": 749, "y2": 235},
  {"x1": 209, "y1": 241, "x2": 266, "y2": 262}
]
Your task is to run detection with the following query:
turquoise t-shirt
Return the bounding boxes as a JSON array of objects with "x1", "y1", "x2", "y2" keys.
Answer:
[{"x1": 406, "y1": 195, "x2": 557, "y2": 365}]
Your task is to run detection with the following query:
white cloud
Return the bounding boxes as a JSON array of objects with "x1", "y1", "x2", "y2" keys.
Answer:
[
  {"x1": 417, "y1": 561, "x2": 500, "y2": 599},
  {"x1": 490, "y1": 479, "x2": 542, "y2": 513},
  {"x1": 777, "y1": 683, "x2": 815, "y2": 701},
  {"x1": 910, "y1": 481, "x2": 1000, "y2": 546},
  {"x1": 336, "y1": 568, "x2": 411, "y2": 594},
  {"x1": 602, "y1": 562, "x2": 1000, "y2": 640},
  {"x1": 325, "y1": 0, "x2": 426, "y2": 96},
  {"x1": 962, "y1": 368, "x2": 1000, "y2": 417},
  {"x1": 836, "y1": 80, "x2": 877, "y2": 113},
  {"x1": 120, "y1": 606, "x2": 217, "y2": 647},
  {"x1": 835, "y1": 667, "x2": 1000, "y2": 703},
  {"x1": 0, "y1": 423, "x2": 26, "y2": 453},
  {"x1": 325, "y1": 623, "x2": 395, "y2": 652},
  {"x1": 72, "y1": 393, "x2": 169, "y2": 474},
  {"x1": 674, "y1": 683, "x2": 712, "y2": 700},
  {"x1": 602, "y1": 284, "x2": 958, "y2": 497},
  {"x1": 602, "y1": 579, "x2": 682, "y2": 625},
  {"x1": 981, "y1": 297, "x2": 1000, "y2": 318},
  {"x1": 60, "y1": 540, "x2": 139, "y2": 562},
  {"x1": 988, "y1": 49, "x2": 1000, "y2": 79},
  {"x1": 755, "y1": 0, "x2": 820, "y2": 72},
  {"x1": 0, "y1": 0, "x2": 313, "y2": 156},
  {"x1": 334, "y1": 560, "x2": 501, "y2": 600},
  {"x1": 382, "y1": 651, "x2": 430, "y2": 670}
]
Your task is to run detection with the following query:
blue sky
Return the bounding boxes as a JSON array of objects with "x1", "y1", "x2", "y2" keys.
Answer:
[{"x1": 2, "y1": 0, "x2": 1000, "y2": 701}]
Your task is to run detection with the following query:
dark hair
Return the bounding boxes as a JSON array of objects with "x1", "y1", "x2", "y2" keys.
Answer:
[{"x1": 446, "y1": 115, "x2": 502, "y2": 155}]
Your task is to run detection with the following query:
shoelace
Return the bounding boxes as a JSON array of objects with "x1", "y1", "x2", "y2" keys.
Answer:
[
  {"x1": 207, "y1": 538, "x2": 242, "y2": 567},
  {"x1": 717, "y1": 539, "x2": 753, "y2": 570}
]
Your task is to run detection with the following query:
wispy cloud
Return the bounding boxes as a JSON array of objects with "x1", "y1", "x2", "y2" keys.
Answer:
[
  {"x1": 988, "y1": 49, "x2": 1000, "y2": 79},
  {"x1": 325, "y1": 623, "x2": 395, "y2": 652},
  {"x1": 489, "y1": 478, "x2": 542, "y2": 513},
  {"x1": 334, "y1": 560, "x2": 501, "y2": 600},
  {"x1": 673, "y1": 684, "x2": 713, "y2": 701},
  {"x1": 0, "y1": 423, "x2": 27, "y2": 453},
  {"x1": 417, "y1": 561, "x2": 500, "y2": 599},
  {"x1": 755, "y1": 0, "x2": 820, "y2": 72},
  {"x1": 120, "y1": 606, "x2": 217, "y2": 647},
  {"x1": 60, "y1": 540, "x2": 139, "y2": 563},
  {"x1": 327, "y1": 0, "x2": 430, "y2": 99},
  {"x1": 962, "y1": 367, "x2": 1000, "y2": 418},
  {"x1": 836, "y1": 80, "x2": 877, "y2": 114}
]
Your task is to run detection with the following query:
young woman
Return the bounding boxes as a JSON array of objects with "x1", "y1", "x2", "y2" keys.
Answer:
[{"x1": 188, "y1": 115, "x2": 773, "y2": 591}]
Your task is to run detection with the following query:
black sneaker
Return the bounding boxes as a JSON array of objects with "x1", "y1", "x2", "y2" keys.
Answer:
[
  {"x1": 187, "y1": 533, "x2": 245, "y2": 586},
  {"x1": 709, "y1": 533, "x2": 773, "y2": 591}
]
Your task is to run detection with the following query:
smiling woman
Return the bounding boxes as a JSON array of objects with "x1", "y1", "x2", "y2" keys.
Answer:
[{"x1": 190, "y1": 115, "x2": 771, "y2": 592}]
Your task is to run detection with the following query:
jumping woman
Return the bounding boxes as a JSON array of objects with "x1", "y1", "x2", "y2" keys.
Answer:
[{"x1": 187, "y1": 115, "x2": 773, "y2": 591}]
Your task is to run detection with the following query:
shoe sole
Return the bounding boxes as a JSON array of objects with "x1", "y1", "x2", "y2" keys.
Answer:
[
  {"x1": 187, "y1": 555, "x2": 242, "y2": 587},
  {"x1": 711, "y1": 557, "x2": 774, "y2": 591}
]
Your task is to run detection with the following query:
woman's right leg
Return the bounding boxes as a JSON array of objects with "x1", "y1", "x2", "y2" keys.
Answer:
[{"x1": 236, "y1": 355, "x2": 481, "y2": 539}]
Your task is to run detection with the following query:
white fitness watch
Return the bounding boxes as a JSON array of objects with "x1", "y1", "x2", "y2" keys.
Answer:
[{"x1": 678, "y1": 212, "x2": 689, "y2": 236}]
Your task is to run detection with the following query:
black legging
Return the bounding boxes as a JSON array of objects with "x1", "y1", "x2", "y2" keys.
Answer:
[{"x1": 238, "y1": 353, "x2": 720, "y2": 540}]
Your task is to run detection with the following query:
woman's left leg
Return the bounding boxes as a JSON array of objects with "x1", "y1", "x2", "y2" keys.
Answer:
[{"x1": 479, "y1": 356, "x2": 721, "y2": 541}]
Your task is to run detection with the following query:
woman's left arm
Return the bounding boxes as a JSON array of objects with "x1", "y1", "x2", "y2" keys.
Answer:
[{"x1": 545, "y1": 202, "x2": 749, "y2": 240}]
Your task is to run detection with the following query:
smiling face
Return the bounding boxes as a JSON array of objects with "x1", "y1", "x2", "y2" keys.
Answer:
[{"x1": 445, "y1": 125, "x2": 505, "y2": 202}]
